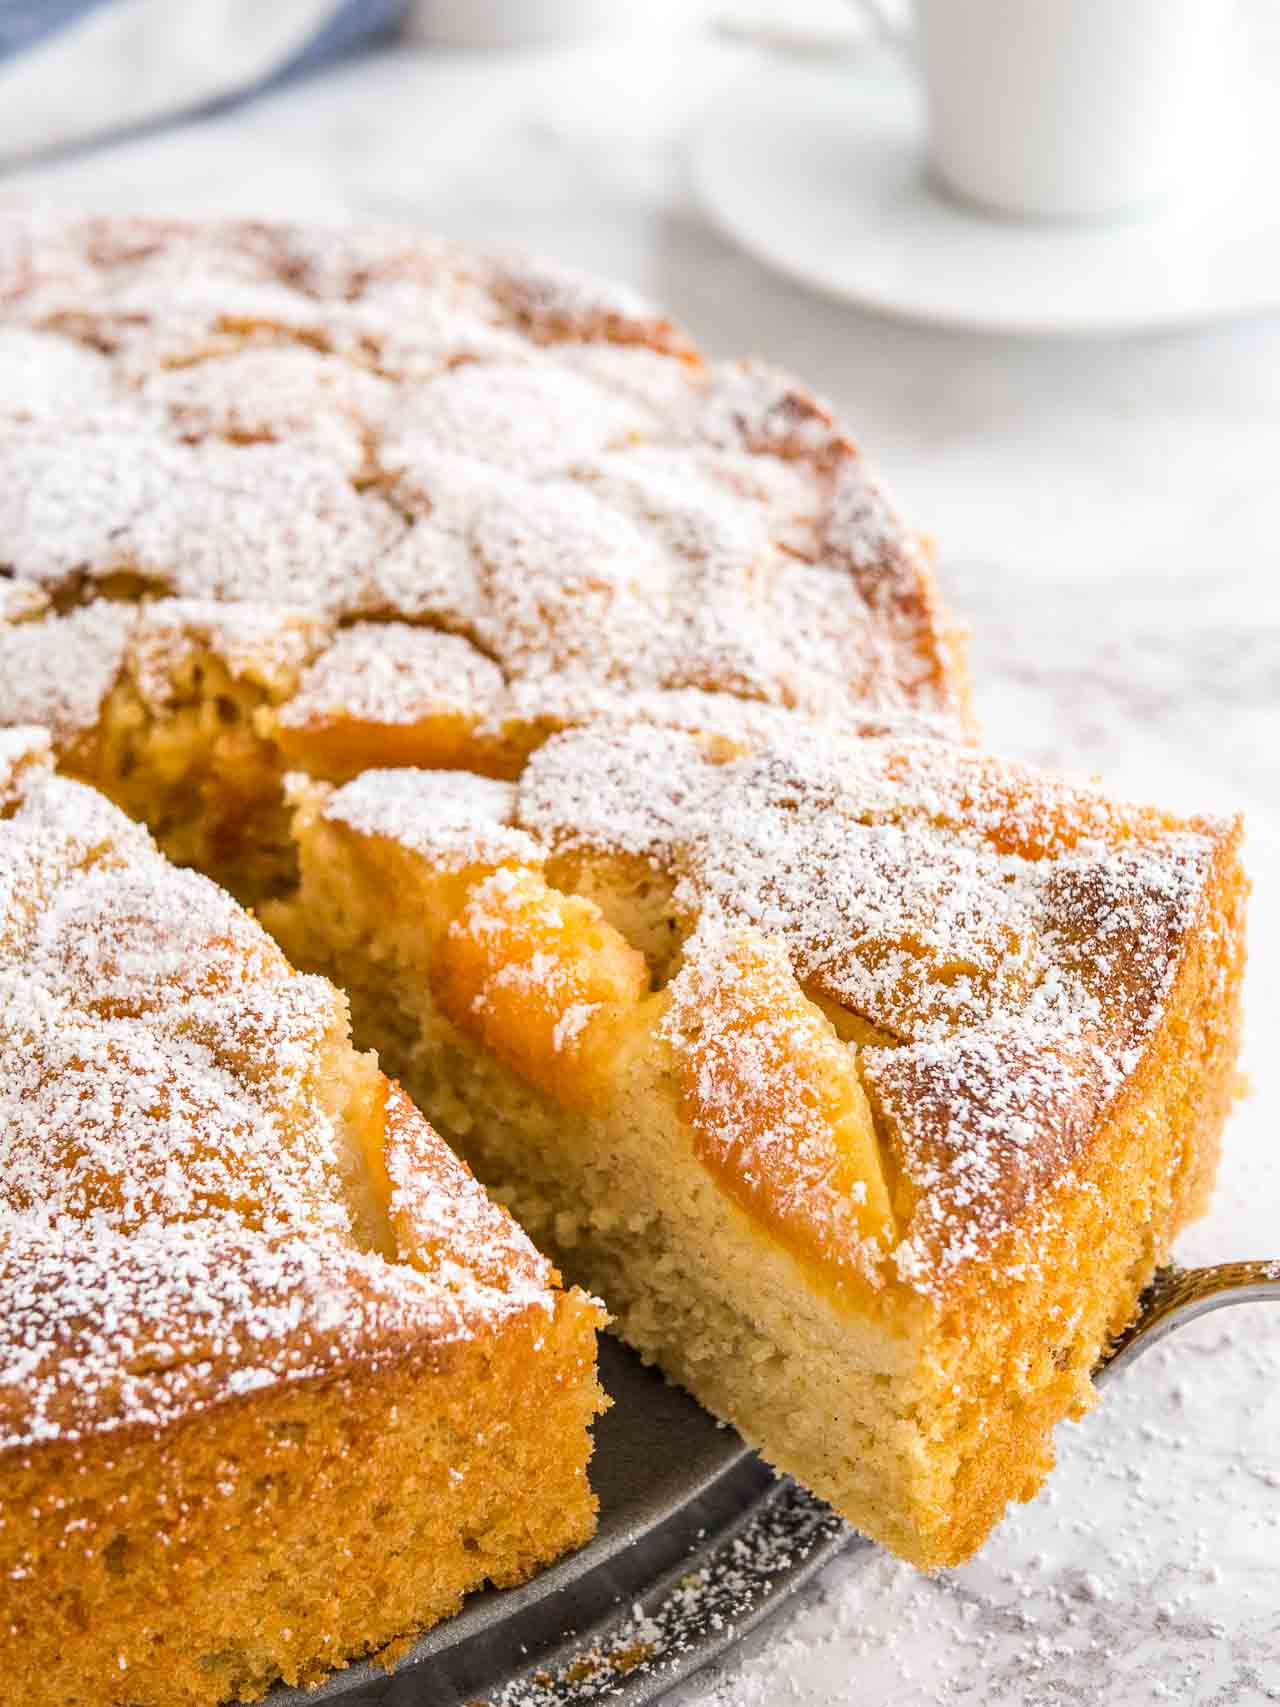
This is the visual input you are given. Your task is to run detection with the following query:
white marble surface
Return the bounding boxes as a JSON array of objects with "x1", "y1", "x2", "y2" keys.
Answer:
[{"x1": 8, "y1": 27, "x2": 1279, "y2": 1705}]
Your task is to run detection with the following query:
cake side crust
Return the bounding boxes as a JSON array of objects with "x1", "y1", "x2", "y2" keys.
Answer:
[
  {"x1": 879, "y1": 815, "x2": 1247, "y2": 1562},
  {"x1": 0, "y1": 1286, "x2": 602, "y2": 1707}
]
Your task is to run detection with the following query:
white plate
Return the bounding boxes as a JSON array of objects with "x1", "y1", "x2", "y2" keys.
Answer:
[{"x1": 690, "y1": 58, "x2": 1280, "y2": 337}]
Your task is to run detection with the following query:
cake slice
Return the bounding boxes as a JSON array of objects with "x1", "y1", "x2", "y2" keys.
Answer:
[
  {"x1": 0, "y1": 210, "x2": 966, "y2": 906},
  {"x1": 0, "y1": 729, "x2": 605, "y2": 1707},
  {"x1": 264, "y1": 719, "x2": 1246, "y2": 1569}
]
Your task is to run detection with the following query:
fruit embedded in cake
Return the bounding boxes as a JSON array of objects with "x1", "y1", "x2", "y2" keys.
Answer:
[
  {"x1": 0, "y1": 211, "x2": 967, "y2": 904},
  {"x1": 262, "y1": 718, "x2": 1247, "y2": 1570},
  {"x1": 0, "y1": 728, "x2": 605, "y2": 1707}
]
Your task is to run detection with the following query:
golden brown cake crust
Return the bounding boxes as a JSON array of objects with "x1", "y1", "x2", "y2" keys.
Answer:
[
  {"x1": 4, "y1": 1288, "x2": 603, "y2": 1707},
  {"x1": 0, "y1": 210, "x2": 968, "y2": 904}
]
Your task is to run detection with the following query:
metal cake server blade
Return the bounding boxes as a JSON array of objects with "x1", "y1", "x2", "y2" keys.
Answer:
[{"x1": 1094, "y1": 1258, "x2": 1280, "y2": 1386}]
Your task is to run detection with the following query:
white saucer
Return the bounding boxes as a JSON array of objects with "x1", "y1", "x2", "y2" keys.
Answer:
[{"x1": 690, "y1": 58, "x2": 1280, "y2": 337}]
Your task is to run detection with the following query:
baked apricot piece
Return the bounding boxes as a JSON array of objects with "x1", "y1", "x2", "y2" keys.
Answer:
[
  {"x1": 663, "y1": 926, "x2": 896, "y2": 1288},
  {"x1": 435, "y1": 865, "x2": 648, "y2": 1112}
]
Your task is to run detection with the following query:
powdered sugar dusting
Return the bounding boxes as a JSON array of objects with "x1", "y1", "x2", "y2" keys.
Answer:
[
  {"x1": 660, "y1": 923, "x2": 891, "y2": 1288},
  {"x1": 323, "y1": 767, "x2": 542, "y2": 871},
  {"x1": 0, "y1": 752, "x2": 559, "y2": 1451},
  {"x1": 0, "y1": 726, "x2": 51, "y2": 804},
  {"x1": 484, "y1": 1479, "x2": 842, "y2": 1707},
  {"x1": 0, "y1": 598, "x2": 330, "y2": 744},
  {"x1": 126, "y1": 599, "x2": 331, "y2": 710},
  {"x1": 0, "y1": 209, "x2": 963, "y2": 760},
  {"x1": 0, "y1": 577, "x2": 48, "y2": 624},
  {"x1": 315, "y1": 713, "x2": 1224, "y2": 1294},
  {"x1": 0, "y1": 1220, "x2": 495, "y2": 1450},
  {"x1": 0, "y1": 326, "x2": 114, "y2": 422},
  {"x1": 136, "y1": 343, "x2": 394, "y2": 474},
  {"x1": 381, "y1": 1081, "x2": 552, "y2": 1296},
  {"x1": 512, "y1": 720, "x2": 1224, "y2": 1288},
  {"x1": 0, "y1": 601, "x2": 136, "y2": 743},
  {"x1": 278, "y1": 621, "x2": 507, "y2": 732},
  {"x1": 380, "y1": 360, "x2": 654, "y2": 482},
  {"x1": 486, "y1": 247, "x2": 695, "y2": 354}
]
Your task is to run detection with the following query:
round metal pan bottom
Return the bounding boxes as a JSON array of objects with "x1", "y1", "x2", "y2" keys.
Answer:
[{"x1": 267, "y1": 1338, "x2": 855, "y2": 1706}]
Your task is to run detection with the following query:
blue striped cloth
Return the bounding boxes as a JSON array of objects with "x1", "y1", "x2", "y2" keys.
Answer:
[
  {"x1": 0, "y1": 0, "x2": 119, "y2": 61},
  {"x1": 0, "y1": 0, "x2": 406, "y2": 70},
  {"x1": 0, "y1": 0, "x2": 409, "y2": 164}
]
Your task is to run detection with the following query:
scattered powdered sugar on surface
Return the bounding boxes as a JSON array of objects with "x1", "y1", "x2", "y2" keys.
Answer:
[
  {"x1": 380, "y1": 360, "x2": 655, "y2": 482},
  {"x1": 671, "y1": 1311, "x2": 1280, "y2": 1707},
  {"x1": 0, "y1": 596, "x2": 331, "y2": 742},
  {"x1": 117, "y1": 439, "x2": 407, "y2": 610},
  {"x1": 1, "y1": 209, "x2": 1269, "y2": 1698},
  {"x1": 0, "y1": 748, "x2": 556, "y2": 1451},
  {"x1": 135, "y1": 343, "x2": 394, "y2": 474},
  {"x1": 0, "y1": 576, "x2": 48, "y2": 624},
  {"x1": 316, "y1": 707, "x2": 1228, "y2": 1294},
  {"x1": 0, "y1": 1221, "x2": 487, "y2": 1451},
  {"x1": 380, "y1": 1081, "x2": 554, "y2": 1300},
  {"x1": 485, "y1": 246, "x2": 690, "y2": 352},
  {"x1": 0, "y1": 421, "x2": 183, "y2": 587},
  {"x1": 658, "y1": 924, "x2": 889, "y2": 1288},
  {"x1": 551, "y1": 1001, "x2": 599, "y2": 1053},
  {"x1": 0, "y1": 209, "x2": 961, "y2": 752},
  {"x1": 0, "y1": 326, "x2": 115, "y2": 421},
  {"x1": 482, "y1": 1480, "x2": 844, "y2": 1707}
]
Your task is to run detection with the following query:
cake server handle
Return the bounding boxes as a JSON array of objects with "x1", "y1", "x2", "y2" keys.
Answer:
[{"x1": 1094, "y1": 1260, "x2": 1280, "y2": 1387}]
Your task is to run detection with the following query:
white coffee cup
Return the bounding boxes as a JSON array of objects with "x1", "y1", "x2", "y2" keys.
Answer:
[{"x1": 853, "y1": 0, "x2": 1232, "y2": 222}]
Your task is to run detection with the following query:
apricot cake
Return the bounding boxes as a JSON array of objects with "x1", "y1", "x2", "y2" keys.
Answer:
[
  {"x1": 263, "y1": 721, "x2": 1246, "y2": 1569},
  {"x1": 0, "y1": 210, "x2": 966, "y2": 904},
  {"x1": 0, "y1": 210, "x2": 1249, "y2": 1584},
  {"x1": 0, "y1": 728, "x2": 605, "y2": 1707}
]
